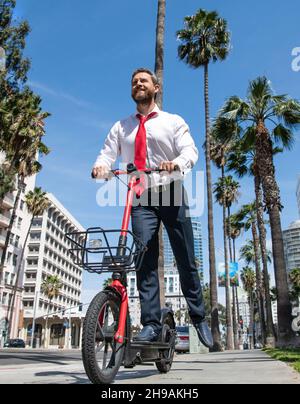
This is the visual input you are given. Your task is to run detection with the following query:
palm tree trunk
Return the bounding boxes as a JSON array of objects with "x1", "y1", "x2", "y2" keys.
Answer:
[
  {"x1": 154, "y1": 0, "x2": 166, "y2": 309},
  {"x1": 249, "y1": 294, "x2": 254, "y2": 349},
  {"x1": 256, "y1": 121, "x2": 294, "y2": 346},
  {"x1": 227, "y1": 207, "x2": 233, "y2": 262},
  {"x1": 251, "y1": 221, "x2": 266, "y2": 345},
  {"x1": 223, "y1": 201, "x2": 233, "y2": 350},
  {"x1": 233, "y1": 239, "x2": 243, "y2": 347},
  {"x1": 7, "y1": 216, "x2": 34, "y2": 339},
  {"x1": 154, "y1": 0, "x2": 166, "y2": 109},
  {"x1": 204, "y1": 63, "x2": 221, "y2": 351},
  {"x1": 232, "y1": 286, "x2": 239, "y2": 349},
  {"x1": 227, "y1": 206, "x2": 239, "y2": 349},
  {"x1": 254, "y1": 173, "x2": 276, "y2": 345},
  {"x1": 222, "y1": 168, "x2": 234, "y2": 350}
]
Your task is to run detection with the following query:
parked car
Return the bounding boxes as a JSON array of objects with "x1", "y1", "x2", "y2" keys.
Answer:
[
  {"x1": 175, "y1": 326, "x2": 189, "y2": 353},
  {"x1": 4, "y1": 339, "x2": 25, "y2": 348}
]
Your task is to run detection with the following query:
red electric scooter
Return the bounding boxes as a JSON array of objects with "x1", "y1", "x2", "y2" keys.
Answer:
[{"x1": 66, "y1": 163, "x2": 176, "y2": 384}]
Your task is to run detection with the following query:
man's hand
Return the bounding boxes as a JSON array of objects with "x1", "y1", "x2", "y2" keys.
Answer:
[
  {"x1": 159, "y1": 161, "x2": 179, "y2": 173},
  {"x1": 91, "y1": 165, "x2": 110, "y2": 179}
]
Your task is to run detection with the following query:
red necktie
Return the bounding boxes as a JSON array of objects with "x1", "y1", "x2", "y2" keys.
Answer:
[{"x1": 134, "y1": 112, "x2": 157, "y2": 196}]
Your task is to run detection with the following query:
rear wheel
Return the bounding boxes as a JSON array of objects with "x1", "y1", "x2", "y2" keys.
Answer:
[
  {"x1": 155, "y1": 314, "x2": 176, "y2": 373},
  {"x1": 82, "y1": 291, "x2": 125, "y2": 384}
]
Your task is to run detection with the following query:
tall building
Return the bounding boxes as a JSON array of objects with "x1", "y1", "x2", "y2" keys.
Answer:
[
  {"x1": 297, "y1": 176, "x2": 300, "y2": 217},
  {"x1": 128, "y1": 218, "x2": 203, "y2": 326},
  {"x1": 192, "y1": 218, "x2": 204, "y2": 277},
  {"x1": 127, "y1": 268, "x2": 188, "y2": 327},
  {"x1": 283, "y1": 220, "x2": 300, "y2": 274},
  {"x1": 0, "y1": 155, "x2": 36, "y2": 345},
  {"x1": 163, "y1": 217, "x2": 204, "y2": 278},
  {"x1": 20, "y1": 193, "x2": 85, "y2": 348}
]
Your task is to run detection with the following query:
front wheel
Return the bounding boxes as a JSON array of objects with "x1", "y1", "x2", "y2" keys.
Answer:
[
  {"x1": 155, "y1": 313, "x2": 176, "y2": 373},
  {"x1": 82, "y1": 291, "x2": 126, "y2": 384}
]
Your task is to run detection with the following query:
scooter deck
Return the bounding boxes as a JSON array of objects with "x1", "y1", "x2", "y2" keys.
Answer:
[{"x1": 130, "y1": 341, "x2": 171, "y2": 349}]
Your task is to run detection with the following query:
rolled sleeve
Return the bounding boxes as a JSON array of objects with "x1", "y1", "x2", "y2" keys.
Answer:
[
  {"x1": 172, "y1": 116, "x2": 199, "y2": 173},
  {"x1": 94, "y1": 123, "x2": 121, "y2": 169}
]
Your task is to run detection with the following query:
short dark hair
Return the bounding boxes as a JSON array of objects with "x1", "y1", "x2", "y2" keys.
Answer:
[{"x1": 131, "y1": 68, "x2": 159, "y2": 85}]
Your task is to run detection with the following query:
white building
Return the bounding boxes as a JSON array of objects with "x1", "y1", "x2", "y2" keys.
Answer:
[
  {"x1": 296, "y1": 176, "x2": 300, "y2": 217},
  {"x1": 283, "y1": 220, "x2": 300, "y2": 274},
  {"x1": 20, "y1": 193, "x2": 85, "y2": 348},
  {"x1": 0, "y1": 156, "x2": 36, "y2": 345},
  {"x1": 127, "y1": 265, "x2": 188, "y2": 327}
]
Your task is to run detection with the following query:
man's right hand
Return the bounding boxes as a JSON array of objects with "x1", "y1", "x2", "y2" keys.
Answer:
[{"x1": 91, "y1": 165, "x2": 110, "y2": 179}]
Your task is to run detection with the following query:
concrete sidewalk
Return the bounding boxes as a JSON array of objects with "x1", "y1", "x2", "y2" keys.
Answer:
[
  {"x1": 115, "y1": 349, "x2": 300, "y2": 384},
  {"x1": 0, "y1": 349, "x2": 299, "y2": 384}
]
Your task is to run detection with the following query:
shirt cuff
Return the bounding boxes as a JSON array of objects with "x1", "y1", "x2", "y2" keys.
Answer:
[{"x1": 172, "y1": 157, "x2": 192, "y2": 175}]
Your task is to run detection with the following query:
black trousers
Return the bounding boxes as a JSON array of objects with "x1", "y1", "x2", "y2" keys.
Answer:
[{"x1": 131, "y1": 183, "x2": 206, "y2": 331}]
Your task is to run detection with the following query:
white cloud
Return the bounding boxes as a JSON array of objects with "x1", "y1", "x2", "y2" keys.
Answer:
[{"x1": 28, "y1": 80, "x2": 94, "y2": 109}]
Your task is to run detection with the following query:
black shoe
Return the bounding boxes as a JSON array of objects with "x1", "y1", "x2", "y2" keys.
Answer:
[
  {"x1": 193, "y1": 320, "x2": 213, "y2": 349},
  {"x1": 133, "y1": 325, "x2": 160, "y2": 342}
]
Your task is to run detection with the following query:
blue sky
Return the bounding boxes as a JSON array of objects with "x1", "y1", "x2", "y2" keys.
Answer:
[{"x1": 15, "y1": 0, "x2": 300, "y2": 303}]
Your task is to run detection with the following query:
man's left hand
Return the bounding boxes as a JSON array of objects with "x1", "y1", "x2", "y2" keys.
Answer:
[{"x1": 159, "y1": 161, "x2": 179, "y2": 173}]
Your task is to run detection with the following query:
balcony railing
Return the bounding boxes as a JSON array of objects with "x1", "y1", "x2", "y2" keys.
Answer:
[
  {"x1": 1, "y1": 194, "x2": 14, "y2": 210},
  {"x1": 0, "y1": 212, "x2": 10, "y2": 228},
  {"x1": 0, "y1": 234, "x2": 6, "y2": 247}
]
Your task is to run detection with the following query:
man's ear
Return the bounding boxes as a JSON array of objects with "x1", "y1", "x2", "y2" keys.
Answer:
[{"x1": 154, "y1": 84, "x2": 160, "y2": 94}]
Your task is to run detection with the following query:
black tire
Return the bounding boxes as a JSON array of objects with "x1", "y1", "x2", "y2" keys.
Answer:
[
  {"x1": 82, "y1": 291, "x2": 126, "y2": 384},
  {"x1": 155, "y1": 314, "x2": 176, "y2": 373}
]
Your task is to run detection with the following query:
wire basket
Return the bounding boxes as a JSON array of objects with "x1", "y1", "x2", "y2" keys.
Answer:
[{"x1": 65, "y1": 227, "x2": 147, "y2": 274}]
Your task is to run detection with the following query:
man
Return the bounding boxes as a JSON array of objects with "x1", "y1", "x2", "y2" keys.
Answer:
[{"x1": 92, "y1": 68, "x2": 213, "y2": 348}]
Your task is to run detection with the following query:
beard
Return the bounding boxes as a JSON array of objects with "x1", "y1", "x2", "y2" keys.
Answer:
[{"x1": 132, "y1": 89, "x2": 154, "y2": 105}]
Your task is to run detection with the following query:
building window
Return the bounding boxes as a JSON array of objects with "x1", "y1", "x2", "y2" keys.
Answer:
[
  {"x1": 30, "y1": 232, "x2": 41, "y2": 241},
  {"x1": 15, "y1": 235, "x2": 20, "y2": 248},
  {"x1": 12, "y1": 254, "x2": 18, "y2": 266},
  {"x1": 50, "y1": 324, "x2": 65, "y2": 346},
  {"x1": 6, "y1": 252, "x2": 12, "y2": 264},
  {"x1": 9, "y1": 232, "x2": 14, "y2": 245},
  {"x1": 2, "y1": 293, "x2": 7, "y2": 305}
]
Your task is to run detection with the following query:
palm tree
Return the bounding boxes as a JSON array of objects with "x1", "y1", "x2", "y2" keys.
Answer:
[
  {"x1": 210, "y1": 133, "x2": 242, "y2": 350},
  {"x1": 240, "y1": 266, "x2": 256, "y2": 349},
  {"x1": 216, "y1": 77, "x2": 300, "y2": 346},
  {"x1": 41, "y1": 275, "x2": 62, "y2": 348},
  {"x1": 102, "y1": 278, "x2": 113, "y2": 289},
  {"x1": 289, "y1": 268, "x2": 300, "y2": 305},
  {"x1": 228, "y1": 214, "x2": 243, "y2": 262},
  {"x1": 0, "y1": 163, "x2": 15, "y2": 199},
  {"x1": 228, "y1": 214, "x2": 244, "y2": 347},
  {"x1": 177, "y1": 9, "x2": 230, "y2": 351},
  {"x1": 0, "y1": 89, "x2": 50, "y2": 283},
  {"x1": 236, "y1": 204, "x2": 267, "y2": 344},
  {"x1": 214, "y1": 175, "x2": 240, "y2": 350},
  {"x1": 7, "y1": 187, "x2": 49, "y2": 338},
  {"x1": 154, "y1": 0, "x2": 166, "y2": 308},
  {"x1": 222, "y1": 142, "x2": 278, "y2": 344}
]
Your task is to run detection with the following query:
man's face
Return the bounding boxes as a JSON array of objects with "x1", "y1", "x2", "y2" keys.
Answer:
[{"x1": 131, "y1": 72, "x2": 159, "y2": 103}]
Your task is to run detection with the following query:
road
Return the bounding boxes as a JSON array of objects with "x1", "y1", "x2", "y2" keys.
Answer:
[
  {"x1": 0, "y1": 349, "x2": 300, "y2": 384},
  {"x1": 0, "y1": 349, "x2": 82, "y2": 366}
]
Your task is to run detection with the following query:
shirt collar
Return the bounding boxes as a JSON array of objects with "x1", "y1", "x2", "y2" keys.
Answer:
[{"x1": 134, "y1": 104, "x2": 160, "y2": 118}]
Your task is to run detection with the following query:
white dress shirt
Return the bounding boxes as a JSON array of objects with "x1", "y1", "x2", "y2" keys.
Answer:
[{"x1": 94, "y1": 104, "x2": 199, "y2": 188}]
